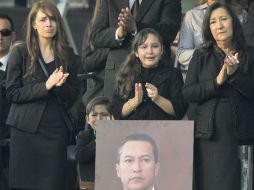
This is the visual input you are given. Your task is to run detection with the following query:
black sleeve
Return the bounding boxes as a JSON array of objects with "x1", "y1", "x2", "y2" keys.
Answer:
[
  {"x1": 182, "y1": 50, "x2": 220, "y2": 103},
  {"x1": 167, "y1": 69, "x2": 188, "y2": 119},
  {"x1": 81, "y1": 26, "x2": 109, "y2": 73},
  {"x1": 111, "y1": 92, "x2": 126, "y2": 120},
  {"x1": 226, "y1": 49, "x2": 254, "y2": 101},
  {"x1": 74, "y1": 130, "x2": 96, "y2": 163},
  {"x1": 6, "y1": 45, "x2": 49, "y2": 103}
]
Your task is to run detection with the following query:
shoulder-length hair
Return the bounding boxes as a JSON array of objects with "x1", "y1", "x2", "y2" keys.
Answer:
[
  {"x1": 25, "y1": 0, "x2": 71, "y2": 76},
  {"x1": 201, "y1": 1, "x2": 245, "y2": 51},
  {"x1": 115, "y1": 28, "x2": 163, "y2": 99}
]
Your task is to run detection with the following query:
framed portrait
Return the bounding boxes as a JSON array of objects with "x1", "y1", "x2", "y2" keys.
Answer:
[{"x1": 95, "y1": 120, "x2": 194, "y2": 190}]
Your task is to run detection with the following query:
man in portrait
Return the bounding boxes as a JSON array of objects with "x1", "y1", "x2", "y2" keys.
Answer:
[{"x1": 116, "y1": 133, "x2": 160, "y2": 190}]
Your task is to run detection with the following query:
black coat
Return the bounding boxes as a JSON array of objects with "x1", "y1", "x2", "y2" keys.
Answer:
[
  {"x1": 112, "y1": 63, "x2": 188, "y2": 120},
  {"x1": 92, "y1": 0, "x2": 181, "y2": 96},
  {"x1": 5, "y1": 43, "x2": 80, "y2": 133},
  {"x1": 244, "y1": 1, "x2": 254, "y2": 46},
  {"x1": 79, "y1": 22, "x2": 109, "y2": 106},
  {"x1": 74, "y1": 128, "x2": 95, "y2": 181},
  {"x1": 0, "y1": 70, "x2": 9, "y2": 139},
  {"x1": 182, "y1": 46, "x2": 254, "y2": 140},
  {"x1": 74, "y1": 129, "x2": 95, "y2": 163}
]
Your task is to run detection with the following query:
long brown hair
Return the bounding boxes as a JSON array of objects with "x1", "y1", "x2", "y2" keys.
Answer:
[
  {"x1": 83, "y1": 0, "x2": 101, "y2": 53},
  {"x1": 25, "y1": 0, "x2": 71, "y2": 76},
  {"x1": 115, "y1": 28, "x2": 163, "y2": 99}
]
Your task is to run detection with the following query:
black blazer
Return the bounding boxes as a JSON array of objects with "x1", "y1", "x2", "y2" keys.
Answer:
[
  {"x1": 5, "y1": 44, "x2": 80, "y2": 133},
  {"x1": 182, "y1": 46, "x2": 254, "y2": 140},
  {"x1": 92, "y1": 0, "x2": 181, "y2": 96}
]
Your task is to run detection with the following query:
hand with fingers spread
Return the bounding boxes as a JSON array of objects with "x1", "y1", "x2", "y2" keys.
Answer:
[
  {"x1": 118, "y1": 7, "x2": 137, "y2": 33},
  {"x1": 145, "y1": 83, "x2": 159, "y2": 102}
]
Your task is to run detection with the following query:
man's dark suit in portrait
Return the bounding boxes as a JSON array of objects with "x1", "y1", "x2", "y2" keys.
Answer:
[{"x1": 92, "y1": 0, "x2": 181, "y2": 97}]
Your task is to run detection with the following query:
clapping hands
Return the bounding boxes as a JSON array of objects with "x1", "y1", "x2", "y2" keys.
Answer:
[
  {"x1": 145, "y1": 83, "x2": 159, "y2": 102},
  {"x1": 117, "y1": 7, "x2": 137, "y2": 37},
  {"x1": 46, "y1": 66, "x2": 69, "y2": 90},
  {"x1": 224, "y1": 51, "x2": 239, "y2": 76},
  {"x1": 216, "y1": 51, "x2": 239, "y2": 86}
]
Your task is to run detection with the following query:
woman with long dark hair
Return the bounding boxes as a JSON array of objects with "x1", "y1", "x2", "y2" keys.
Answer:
[{"x1": 6, "y1": 1, "x2": 79, "y2": 189}]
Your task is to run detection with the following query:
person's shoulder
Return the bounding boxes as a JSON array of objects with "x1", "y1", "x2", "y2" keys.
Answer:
[
  {"x1": 9, "y1": 41, "x2": 27, "y2": 58},
  {"x1": 11, "y1": 40, "x2": 26, "y2": 50}
]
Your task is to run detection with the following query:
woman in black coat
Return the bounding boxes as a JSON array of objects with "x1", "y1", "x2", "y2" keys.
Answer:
[
  {"x1": 6, "y1": 1, "x2": 79, "y2": 190},
  {"x1": 182, "y1": 2, "x2": 254, "y2": 190}
]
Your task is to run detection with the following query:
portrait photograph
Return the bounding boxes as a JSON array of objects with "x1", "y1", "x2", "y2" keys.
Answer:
[{"x1": 95, "y1": 120, "x2": 194, "y2": 190}]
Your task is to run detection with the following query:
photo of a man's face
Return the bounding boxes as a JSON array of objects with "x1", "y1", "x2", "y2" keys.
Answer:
[
  {"x1": 116, "y1": 140, "x2": 160, "y2": 190},
  {"x1": 95, "y1": 120, "x2": 194, "y2": 190}
]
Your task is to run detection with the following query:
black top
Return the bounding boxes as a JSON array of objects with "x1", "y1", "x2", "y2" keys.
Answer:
[
  {"x1": 40, "y1": 60, "x2": 65, "y2": 126},
  {"x1": 112, "y1": 63, "x2": 188, "y2": 120}
]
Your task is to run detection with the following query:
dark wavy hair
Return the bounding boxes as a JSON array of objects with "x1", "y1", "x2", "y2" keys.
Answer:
[
  {"x1": 201, "y1": 1, "x2": 245, "y2": 52},
  {"x1": 115, "y1": 28, "x2": 163, "y2": 99}
]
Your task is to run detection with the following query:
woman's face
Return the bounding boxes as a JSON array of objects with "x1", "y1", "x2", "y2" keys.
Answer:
[
  {"x1": 33, "y1": 9, "x2": 57, "y2": 40},
  {"x1": 135, "y1": 34, "x2": 163, "y2": 68},
  {"x1": 209, "y1": 7, "x2": 233, "y2": 44},
  {"x1": 86, "y1": 105, "x2": 112, "y2": 129}
]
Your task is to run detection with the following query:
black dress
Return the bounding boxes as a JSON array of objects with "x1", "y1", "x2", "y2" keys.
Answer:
[
  {"x1": 9, "y1": 61, "x2": 68, "y2": 190},
  {"x1": 112, "y1": 63, "x2": 188, "y2": 120}
]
